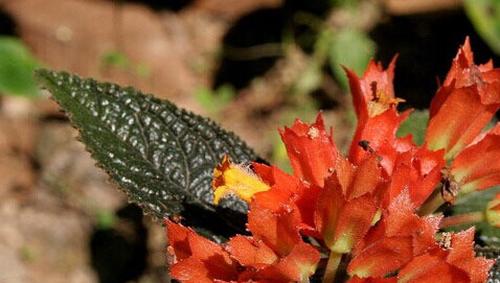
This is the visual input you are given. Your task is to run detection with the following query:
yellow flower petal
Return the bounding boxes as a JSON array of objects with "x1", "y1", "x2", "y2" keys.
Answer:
[{"x1": 212, "y1": 155, "x2": 270, "y2": 205}]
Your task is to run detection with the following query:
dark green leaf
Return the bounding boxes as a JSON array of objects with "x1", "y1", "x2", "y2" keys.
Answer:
[{"x1": 35, "y1": 69, "x2": 261, "y2": 238}]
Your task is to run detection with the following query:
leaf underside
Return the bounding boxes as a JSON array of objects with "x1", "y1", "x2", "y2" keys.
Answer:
[{"x1": 35, "y1": 69, "x2": 261, "y2": 239}]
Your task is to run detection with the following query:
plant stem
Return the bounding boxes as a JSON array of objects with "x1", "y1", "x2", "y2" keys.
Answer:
[
  {"x1": 418, "y1": 191, "x2": 445, "y2": 216},
  {"x1": 322, "y1": 252, "x2": 342, "y2": 283},
  {"x1": 440, "y1": 211, "x2": 484, "y2": 228}
]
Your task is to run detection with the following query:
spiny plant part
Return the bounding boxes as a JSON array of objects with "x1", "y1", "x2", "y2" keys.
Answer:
[{"x1": 35, "y1": 38, "x2": 500, "y2": 283}]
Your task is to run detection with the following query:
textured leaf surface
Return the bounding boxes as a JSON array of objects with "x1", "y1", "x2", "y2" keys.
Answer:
[{"x1": 35, "y1": 69, "x2": 260, "y2": 238}]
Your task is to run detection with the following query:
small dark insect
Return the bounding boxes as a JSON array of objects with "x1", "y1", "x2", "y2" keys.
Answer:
[{"x1": 358, "y1": 140, "x2": 375, "y2": 154}]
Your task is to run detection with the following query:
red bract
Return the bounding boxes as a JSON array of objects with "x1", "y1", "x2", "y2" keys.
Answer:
[
  {"x1": 426, "y1": 38, "x2": 500, "y2": 160},
  {"x1": 166, "y1": 220, "x2": 238, "y2": 283},
  {"x1": 166, "y1": 210, "x2": 320, "y2": 283},
  {"x1": 251, "y1": 163, "x2": 320, "y2": 236},
  {"x1": 451, "y1": 123, "x2": 500, "y2": 194},
  {"x1": 345, "y1": 59, "x2": 409, "y2": 171},
  {"x1": 315, "y1": 155, "x2": 383, "y2": 254},
  {"x1": 165, "y1": 39, "x2": 497, "y2": 283},
  {"x1": 280, "y1": 114, "x2": 338, "y2": 187},
  {"x1": 348, "y1": 192, "x2": 441, "y2": 278},
  {"x1": 382, "y1": 147, "x2": 444, "y2": 207},
  {"x1": 397, "y1": 229, "x2": 494, "y2": 283}
]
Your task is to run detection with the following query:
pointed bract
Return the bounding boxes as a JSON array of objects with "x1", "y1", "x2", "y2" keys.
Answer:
[
  {"x1": 451, "y1": 123, "x2": 500, "y2": 194},
  {"x1": 348, "y1": 192, "x2": 441, "y2": 278},
  {"x1": 426, "y1": 38, "x2": 500, "y2": 159},
  {"x1": 398, "y1": 228, "x2": 494, "y2": 283},
  {"x1": 315, "y1": 155, "x2": 383, "y2": 254},
  {"x1": 280, "y1": 113, "x2": 338, "y2": 187},
  {"x1": 383, "y1": 147, "x2": 444, "y2": 207},
  {"x1": 166, "y1": 220, "x2": 238, "y2": 283},
  {"x1": 345, "y1": 61, "x2": 410, "y2": 168}
]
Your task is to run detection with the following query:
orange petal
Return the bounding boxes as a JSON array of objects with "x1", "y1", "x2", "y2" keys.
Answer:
[
  {"x1": 247, "y1": 202, "x2": 302, "y2": 256},
  {"x1": 345, "y1": 57, "x2": 399, "y2": 121},
  {"x1": 398, "y1": 228, "x2": 494, "y2": 283},
  {"x1": 349, "y1": 108, "x2": 411, "y2": 167},
  {"x1": 251, "y1": 163, "x2": 320, "y2": 234},
  {"x1": 383, "y1": 147, "x2": 444, "y2": 207},
  {"x1": 166, "y1": 219, "x2": 192, "y2": 261},
  {"x1": 280, "y1": 113, "x2": 338, "y2": 187},
  {"x1": 226, "y1": 236, "x2": 278, "y2": 268},
  {"x1": 315, "y1": 174, "x2": 346, "y2": 250},
  {"x1": 256, "y1": 242, "x2": 320, "y2": 282},
  {"x1": 427, "y1": 38, "x2": 500, "y2": 159},
  {"x1": 332, "y1": 195, "x2": 378, "y2": 253},
  {"x1": 398, "y1": 251, "x2": 469, "y2": 283},
  {"x1": 170, "y1": 258, "x2": 223, "y2": 283},
  {"x1": 348, "y1": 237, "x2": 413, "y2": 278},
  {"x1": 348, "y1": 154, "x2": 383, "y2": 200},
  {"x1": 451, "y1": 123, "x2": 500, "y2": 193},
  {"x1": 165, "y1": 220, "x2": 238, "y2": 283},
  {"x1": 348, "y1": 192, "x2": 441, "y2": 278},
  {"x1": 426, "y1": 86, "x2": 498, "y2": 159}
]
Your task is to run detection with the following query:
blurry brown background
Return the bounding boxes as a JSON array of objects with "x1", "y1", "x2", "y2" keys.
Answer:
[{"x1": 0, "y1": 0, "x2": 498, "y2": 282}]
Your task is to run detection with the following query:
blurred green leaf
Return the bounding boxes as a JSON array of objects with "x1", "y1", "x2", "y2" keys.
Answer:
[
  {"x1": 95, "y1": 210, "x2": 117, "y2": 230},
  {"x1": 292, "y1": 63, "x2": 323, "y2": 96},
  {"x1": 101, "y1": 50, "x2": 151, "y2": 79},
  {"x1": 195, "y1": 84, "x2": 235, "y2": 114},
  {"x1": 0, "y1": 36, "x2": 39, "y2": 97},
  {"x1": 271, "y1": 135, "x2": 292, "y2": 174},
  {"x1": 135, "y1": 63, "x2": 151, "y2": 78},
  {"x1": 396, "y1": 110, "x2": 429, "y2": 146},
  {"x1": 328, "y1": 29, "x2": 375, "y2": 89},
  {"x1": 101, "y1": 50, "x2": 130, "y2": 70},
  {"x1": 450, "y1": 187, "x2": 500, "y2": 247},
  {"x1": 464, "y1": 0, "x2": 500, "y2": 55}
]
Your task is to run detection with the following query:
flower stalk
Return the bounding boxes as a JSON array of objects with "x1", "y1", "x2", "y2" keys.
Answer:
[
  {"x1": 322, "y1": 251, "x2": 343, "y2": 283},
  {"x1": 439, "y1": 211, "x2": 484, "y2": 228},
  {"x1": 418, "y1": 190, "x2": 445, "y2": 216}
]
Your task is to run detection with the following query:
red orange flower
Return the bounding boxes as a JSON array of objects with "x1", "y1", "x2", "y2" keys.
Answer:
[
  {"x1": 315, "y1": 154, "x2": 383, "y2": 254},
  {"x1": 348, "y1": 192, "x2": 441, "y2": 278},
  {"x1": 451, "y1": 123, "x2": 500, "y2": 194},
  {"x1": 280, "y1": 114, "x2": 338, "y2": 187},
  {"x1": 426, "y1": 38, "x2": 500, "y2": 160},
  {"x1": 345, "y1": 58, "x2": 410, "y2": 171},
  {"x1": 398, "y1": 229, "x2": 494, "y2": 283},
  {"x1": 165, "y1": 39, "x2": 497, "y2": 283}
]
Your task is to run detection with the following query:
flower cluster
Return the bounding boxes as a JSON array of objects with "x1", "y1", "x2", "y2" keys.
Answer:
[{"x1": 165, "y1": 39, "x2": 498, "y2": 282}]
